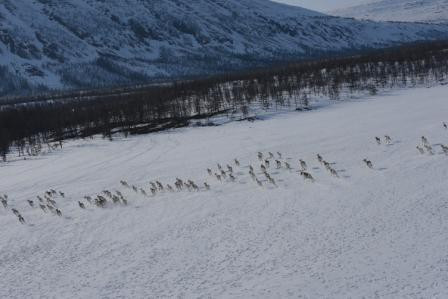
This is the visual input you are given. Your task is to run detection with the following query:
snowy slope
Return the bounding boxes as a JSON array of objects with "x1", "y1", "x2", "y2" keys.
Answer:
[
  {"x1": 1, "y1": 0, "x2": 448, "y2": 95},
  {"x1": 332, "y1": 0, "x2": 448, "y2": 23},
  {"x1": 2, "y1": 85, "x2": 448, "y2": 297}
]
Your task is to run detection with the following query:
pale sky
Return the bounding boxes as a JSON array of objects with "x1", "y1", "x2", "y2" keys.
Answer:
[{"x1": 273, "y1": 0, "x2": 368, "y2": 12}]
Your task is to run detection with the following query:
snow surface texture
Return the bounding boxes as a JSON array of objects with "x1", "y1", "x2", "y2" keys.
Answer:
[
  {"x1": 332, "y1": 0, "x2": 448, "y2": 23},
  {"x1": 2, "y1": 85, "x2": 448, "y2": 298},
  {"x1": 1, "y1": 0, "x2": 448, "y2": 95}
]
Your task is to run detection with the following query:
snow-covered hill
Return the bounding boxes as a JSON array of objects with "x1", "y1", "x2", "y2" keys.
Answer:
[
  {"x1": 2, "y1": 84, "x2": 448, "y2": 297},
  {"x1": 332, "y1": 0, "x2": 448, "y2": 23},
  {"x1": 1, "y1": 0, "x2": 448, "y2": 96}
]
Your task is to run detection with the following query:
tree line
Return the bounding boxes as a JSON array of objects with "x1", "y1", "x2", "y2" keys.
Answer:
[{"x1": 1, "y1": 41, "x2": 448, "y2": 161}]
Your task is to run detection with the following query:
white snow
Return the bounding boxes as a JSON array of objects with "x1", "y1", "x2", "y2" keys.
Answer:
[
  {"x1": 2, "y1": 85, "x2": 448, "y2": 297},
  {"x1": 332, "y1": 0, "x2": 448, "y2": 23}
]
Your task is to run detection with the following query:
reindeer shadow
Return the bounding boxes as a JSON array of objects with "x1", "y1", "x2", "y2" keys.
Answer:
[
  {"x1": 387, "y1": 140, "x2": 402, "y2": 146},
  {"x1": 376, "y1": 167, "x2": 388, "y2": 171}
]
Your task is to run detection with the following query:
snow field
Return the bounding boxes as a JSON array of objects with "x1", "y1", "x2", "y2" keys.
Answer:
[{"x1": 1, "y1": 85, "x2": 448, "y2": 297}]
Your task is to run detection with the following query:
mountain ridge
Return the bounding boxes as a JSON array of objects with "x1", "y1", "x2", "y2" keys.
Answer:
[
  {"x1": 332, "y1": 0, "x2": 448, "y2": 24},
  {"x1": 1, "y1": 0, "x2": 448, "y2": 96}
]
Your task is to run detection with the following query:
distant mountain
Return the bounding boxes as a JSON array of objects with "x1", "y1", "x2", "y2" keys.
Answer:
[
  {"x1": 1, "y1": 0, "x2": 448, "y2": 96},
  {"x1": 332, "y1": 0, "x2": 448, "y2": 23}
]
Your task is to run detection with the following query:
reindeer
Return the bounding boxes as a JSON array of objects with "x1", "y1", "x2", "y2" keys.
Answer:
[
  {"x1": 215, "y1": 173, "x2": 222, "y2": 182},
  {"x1": 167, "y1": 184, "x2": 174, "y2": 192},
  {"x1": 299, "y1": 159, "x2": 307, "y2": 171},
  {"x1": 150, "y1": 182, "x2": 157, "y2": 190},
  {"x1": 220, "y1": 169, "x2": 227, "y2": 178},
  {"x1": 424, "y1": 144, "x2": 434, "y2": 155},
  {"x1": 363, "y1": 159, "x2": 373, "y2": 169},
  {"x1": 37, "y1": 196, "x2": 44, "y2": 203},
  {"x1": 176, "y1": 178, "x2": 184, "y2": 189},
  {"x1": 103, "y1": 190, "x2": 113, "y2": 198},
  {"x1": 375, "y1": 137, "x2": 381, "y2": 145},
  {"x1": 55, "y1": 209, "x2": 62, "y2": 217},
  {"x1": 1, "y1": 198, "x2": 7, "y2": 208},
  {"x1": 120, "y1": 180, "x2": 129, "y2": 187},
  {"x1": 184, "y1": 181, "x2": 192, "y2": 191},
  {"x1": 277, "y1": 152, "x2": 282, "y2": 159},
  {"x1": 421, "y1": 136, "x2": 429, "y2": 146},
  {"x1": 317, "y1": 154, "x2": 323, "y2": 164},
  {"x1": 47, "y1": 198, "x2": 56, "y2": 206},
  {"x1": 132, "y1": 185, "x2": 138, "y2": 192},
  {"x1": 299, "y1": 171, "x2": 315, "y2": 182},
  {"x1": 275, "y1": 160, "x2": 282, "y2": 169},
  {"x1": 249, "y1": 170, "x2": 255, "y2": 179},
  {"x1": 264, "y1": 160, "x2": 270, "y2": 168},
  {"x1": 207, "y1": 168, "x2": 213, "y2": 176},
  {"x1": 227, "y1": 165, "x2": 233, "y2": 173},
  {"x1": 40, "y1": 204, "x2": 47, "y2": 212},
  {"x1": 269, "y1": 152, "x2": 274, "y2": 159},
  {"x1": 256, "y1": 179, "x2": 263, "y2": 186},
  {"x1": 112, "y1": 195, "x2": 121, "y2": 204},
  {"x1": 234, "y1": 159, "x2": 240, "y2": 166},
  {"x1": 249, "y1": 165, "x2": 254, "y2": 172},
  {"x1": 18, "y1": 214, "x2": 25, "y2": 224},
  {"x1": 258, "y1": 152, "x2": 263, "y2": 161},
  {"x1": 140, "y1": 189, "x2": 147, "y2": 197},
  {"x1": 156, "y1": 181, "x2": 164, "y2": 191},
  {"x1": 95, "y1": 196, "x2": 107, "y2": 208},
  {"x1": 84, "y1": 196, "x2": 93, "y2": 204},
  {"x1": 27, "y1": 200, "x2": 34, "y2": 207},
  {"x1": 416, "y1": 146, "x2": 425, "y2": 154},
  {"x1": 441, "y1": 145, "x2": 448, "y2": 155},
  {"x1": 217, "y1": 163, "x2": 223, "y2": 170},
  {"x1": 285, "y1": 162, "x2": 291, "y2": 170},
  {"x1": 229, "y1": 174, "x2": 236, "y2": 182},
  {"x1": 78, "y1": 201, "x2": 86, "y2": 209},
  {"x1": 260, "y1": 164, "x2": 267, "y2": 173},
  {"x1": 191, "y1": 182, "x2": 199, "y2": 191},
  {"x1": 12, "y1": 208, "x2": 20, "y2": 216},
  {"x1": 59, "y1": 191, "x2": 65, "y2": 198},
  {"x1": 150, "y1": 187, "x2": 157, "y2": 196},
  {"x1": 384, "y1": 135, "x2": 392, "y2": 144},
  {"x1": 268, "y1": 177, "x2": 277, "y2": 186},
  {"x1": 444, "y1": 122, "x2": 447, "y2": 129},
  {"x1": 204, "y1": 182, "x2": 211, "y2": 190},
  {"x1": 329, "y1": 168, "x2": 339, "y2": 178},
  {"x1": 116, "y1": 191, "x2": 124, "y2": 199},
  {"x1": 122, "y1": 198, "x2": 128, "y2": 205}
]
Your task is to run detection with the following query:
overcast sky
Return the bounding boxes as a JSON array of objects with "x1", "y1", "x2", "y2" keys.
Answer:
[{"x1": 272, "y1": 0, "x2": 368, "y2": 12}]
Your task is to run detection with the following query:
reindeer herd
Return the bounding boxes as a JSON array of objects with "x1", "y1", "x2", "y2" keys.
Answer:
[
  {"x1": 1, "y1": 189, "x2": 64, "y2": 224},
  {"x1": 2, "y1": 122, "x2": 448, "y2": 226}
]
